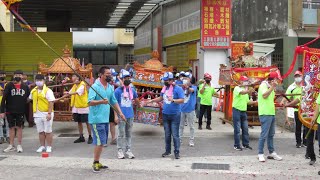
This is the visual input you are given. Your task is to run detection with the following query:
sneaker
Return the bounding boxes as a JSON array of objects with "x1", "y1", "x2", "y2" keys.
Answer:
[
  {"x1": 92, "y1": 163, "x2": 100, "y2": 173},
  {"x1": 267, "y1": 152, "x2": 283, "y2": 161},
  {"x1": 3, "y1": 145, "x2": 15, "y2": 153},
  {"x1": 296, "y1": 144, "x2": 302, "y2": 148},
  {"x1": 243, "y1": 145, "x2": 253, "y2": 150},
  {"x1": 46, "y1": 146, "x2": 52, "y2": 153},
  {"x1": 126, "y1": 149, "x2": 135, "y2": 159},
  {"x1": 302, "y1": 143, "x2": 307, "y2": 147},
  {"x1": 0, "y1": 137, "x2": 4, "y2": 144},
  {"x1": 206, "y1": 126, "x2": 212, "y2": 130},
  {"x1": 36, "y1": 146, "x2": 46, "y2": 153},
  {"x1": 111, "y1": 139, "x2": 117, "y2": 145},
  {"x1": 74, "y1": 136, "x2": 85, "y2": 143},
  {"x1": 234, "y1": 146, "x2": 242, "y2": 151},
  {"x1": 17, "y1": 145, "x2": 23, "y2": 153},
  {"x1": 87, "y1": 136, "x2": 93, "y2": 144},
  {"x1": 258, "y1": 154, "x2": 266, "y2": 162},
  {"x1": 175, "y1": 153, "x2": 180, "y2": 159},
  {"x1": 103, "y1": 144, "x2": 108, "y2": 147},
  {"x1": 162, "y1": 152, "x2": 171, "y2": 157},
  {"x1": 198, "y1": 126, "x2": 202, "y2": 130},
  {"x1": 309, "y1": 160, "x2": 316, "y2": 165},
  {"x1": 305, "y1": 154, "x2": 310, "y2": 159},
  {"x1": 5, "y1": 137, "x2": 9, "y2": 143},
  {"x1": 189, "y1": 140, "x2": 194, "y2": 147},
  {"x1": 97, "y1": 163, "x2": 108, "y2": 169},
  {"x1": 117, "y1": 149, "x2": 125, "y2": 159}
]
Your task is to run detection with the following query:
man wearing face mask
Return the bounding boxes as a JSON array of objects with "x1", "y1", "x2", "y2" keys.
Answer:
[
  {"x1": 0, "y1": 70, "x2": 30, "y2": 153},
  {"x1": 88, "y1": 66, "x2": 125, "y2": 173},
  {"x1": 175, "y1": 71, "x2": 185, "y2": 86},
  {"x1": 29, "y1": 74, "x2": 55, "y2": 153},
  {"x1": 280, "y1": 70, "x2": 306, "y2": 148},
  {"x1": 232, "y1": 76, "x2": 256, "y2": 151},
  {"x1": 257, "y1": 72, "x2": 283, "y2": 162},
  {"x1": 198, "y1": 73, "x2": 219, "y2": 130},
  {"x1": 114, "y1": 69, "x2": 140, "y2": 159},
  {"x1": 64, "y1": 74, "x2": 93, "y2": 144},
  {"x1": 179, "y1": 72, "x2": 197, "y2": 147},
  {"x1": 108, "y1": 68, "x2": 119, "y2": 146},
  {"x1": 148, "y1": 72, "x2": 184, "y2": 159}
]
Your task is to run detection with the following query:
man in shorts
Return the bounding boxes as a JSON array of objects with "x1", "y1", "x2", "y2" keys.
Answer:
[
  {"x1": 0, "y1": 70, "x2": 30, "y2": 153},
  {"x1": 88, "y1": 66, "x2": 125, "y2": 173},
  {"x1": 29, "y1": 74, "x2": 55, "y2": 153},
  {"x1": 67, "y1": 74, "x2": 93, "y2": 144}
]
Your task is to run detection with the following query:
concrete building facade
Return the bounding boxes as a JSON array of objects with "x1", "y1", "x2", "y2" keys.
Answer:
[{"x1": 134, "y1": 0, "x2": 320, "y2": 88}]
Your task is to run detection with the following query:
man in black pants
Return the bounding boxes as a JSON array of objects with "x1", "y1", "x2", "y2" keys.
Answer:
[
  {"x1": 281, "y1": 71, "x2": 306, "y2": 148},
  {"x1": 198, "y1": 73, "x2": 219, "y2": 130},
  {"x1": 305, "y1": 94, "x2": 320, "y2": 165},
  {"x1": 1, "y1": 70, "x2": 30, "y2": 153}
]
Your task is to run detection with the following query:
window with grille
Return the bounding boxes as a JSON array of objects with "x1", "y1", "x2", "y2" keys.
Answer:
[
  {"x1": 125, "y1": 54, "x2": 134, "y2": 64},
  {"x1": 271, "y1": 53, "x2": 283, "y2": 74}
]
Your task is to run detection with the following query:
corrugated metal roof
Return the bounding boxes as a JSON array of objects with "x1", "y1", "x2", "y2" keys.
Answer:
[{"x1": 18, "y1": 0, "x2": 167, "y2": 28}]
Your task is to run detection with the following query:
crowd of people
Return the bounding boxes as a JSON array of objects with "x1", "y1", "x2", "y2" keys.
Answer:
[{"x1": 0, "y1": 67, "x2": 319, "y2": 173}]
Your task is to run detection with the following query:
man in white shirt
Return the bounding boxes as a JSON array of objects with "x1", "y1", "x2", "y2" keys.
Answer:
[{"x1": 29, "y1": 74, "x2": 55, "y2": 153}]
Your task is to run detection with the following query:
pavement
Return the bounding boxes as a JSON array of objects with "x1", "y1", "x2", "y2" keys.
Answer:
[{"x1": 0, "y1": 112, "x2": 319, "y2": 179}]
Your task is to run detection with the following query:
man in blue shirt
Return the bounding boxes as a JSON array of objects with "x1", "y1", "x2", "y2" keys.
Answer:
[
  {"x1": 114, "y1": 69, "x2": 140, "y2": 159},
  {"x1": 88, "y1": 66, "x2": 125, "y2": 173},
  {"x1": 179, "y1": 72, "x2": 197, "y2": 147},
  {"x1": 175, "y1": 71, "x2": 185, "y2": 86},
  {"x1": 148, "y1": 72, "x2": 184, "y2": 159}
]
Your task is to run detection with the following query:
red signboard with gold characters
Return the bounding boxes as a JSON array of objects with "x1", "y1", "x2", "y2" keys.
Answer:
[{"x1": 201, "y1": 0, "x2": 232, "y2": 49}]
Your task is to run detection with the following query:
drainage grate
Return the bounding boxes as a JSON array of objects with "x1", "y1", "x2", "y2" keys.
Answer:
[
  {"x1": 58, "y1": 134, "x2": 80, "y2": 137},
  {"x1": 191, "y1": 163, "x2": 230, "y2": 170},
  {"x1": 0, "y1": 157, "x2": 7, "y2": 161}
]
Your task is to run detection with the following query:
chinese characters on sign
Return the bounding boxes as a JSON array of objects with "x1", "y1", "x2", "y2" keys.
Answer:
[{"x1": 201, "y1": 0, "x2": 231, "y2": 49}]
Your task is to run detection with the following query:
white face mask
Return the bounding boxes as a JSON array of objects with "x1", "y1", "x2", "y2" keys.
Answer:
[
  {"x1": 183, "y1": 79, "x2": 189, "y2": 85},
  {"x1": 180, "y1": 77, "x2": 183, "y2": 81},
  {"x1": 242, "y1": 81, "x2": 249, "y2": 86},
  {"x1": 113, "y1": 76, "x2": 116, "y2": 81},
  {"x1": 36, "y1": 81, "x2": 44, "y2": 87},
  {"x1": 295, "y1": 77, "x2": 302, "y2": 83}
]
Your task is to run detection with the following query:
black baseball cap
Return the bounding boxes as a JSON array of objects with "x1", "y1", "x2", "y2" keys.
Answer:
[
  {"x1": 14, "y1": 70, "x2": 24, "y2": 75},
  {"x1": 35, "y1": 74, "x2": 45, "y2": 80}
]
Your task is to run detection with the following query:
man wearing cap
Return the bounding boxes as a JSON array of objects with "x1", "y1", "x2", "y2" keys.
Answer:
[
  {"x1": 0, "y1": 70, "x2": 9, "y2": 144},
  {"x1": 179, "y1": 72, "x2": 197, "y2": 147},
  {"x1": 232, "y1": 76, "x2": 256, "y2": 151},
  {"x1": 115, "y1": 69, "x2": 140, "y2": 159},
  {"x1": 257, "y1": 71, "x2": 282, "y2": 162},
  {"x1": 88, "y1": 66, "x2": 125, "y2": 172},
  {"x1": 148, "y1": 72, "x2": 184, "y2": 159},
  {"x1": 29, "y1": 74, "x2": 55, "y2": 153},
  {"x1": 108, "y1": 68, "x2": 120, "y2": 145},
  {"x1": 175, "y1": 71, "x2": 185, "y2": 85},
  {"x1": 0, "y1": 70, "x2": 30, "y2": 153},
  {"x1": 66, "y1": 74, "x2": 93, "y2": 144},
  {"x1": 187, "y1": 69, "x2": 196, "y2": 85},
  {"x1": 280, "y1": 70, "x2": 306, "y2": 148},
  {"x1": 198, "y1": 73, "x2": 219, "y2": 130}
]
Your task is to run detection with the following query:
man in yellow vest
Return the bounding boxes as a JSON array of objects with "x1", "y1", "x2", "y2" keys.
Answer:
[
  {"x1": 29, "y1": 74, "x2": 55, "y2": 153},
  {"x1": 68, "y1": 74, "x2": 93, "y2": 144},
  {"x1": 0, "y1": 70, "x2": 9, "y2": 144}
]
